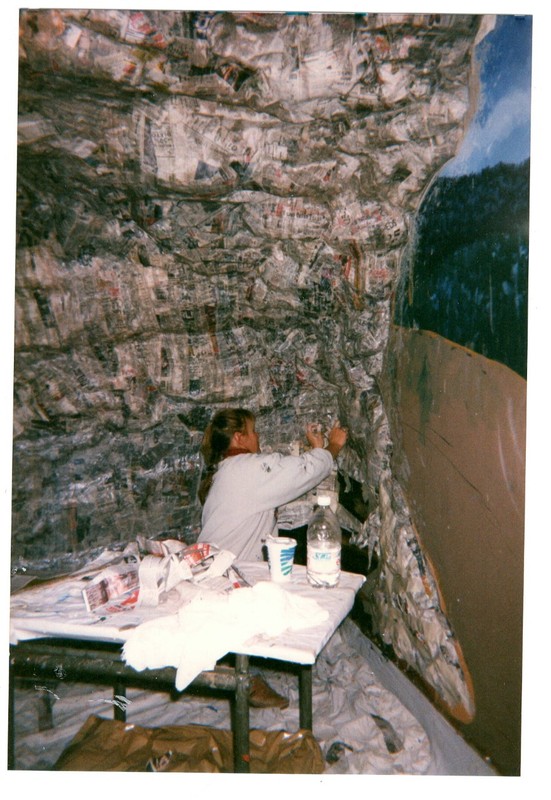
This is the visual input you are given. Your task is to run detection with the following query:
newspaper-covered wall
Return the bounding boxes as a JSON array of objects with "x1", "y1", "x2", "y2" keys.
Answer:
[{"x1": 14, "y1": 10, "x2": 483, "y2": 715}]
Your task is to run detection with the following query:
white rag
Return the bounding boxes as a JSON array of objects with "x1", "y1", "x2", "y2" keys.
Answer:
[{"x1": 122, "y1": 581, "x2": 329, "y2": 690}]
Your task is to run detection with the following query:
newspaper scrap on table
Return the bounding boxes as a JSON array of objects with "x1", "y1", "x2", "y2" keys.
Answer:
[
  {"x1": 81, "y1": 539, "x2": 241, "y2": 612},
  {"x1": 82, "y1": 563, "x2": 141, "y2": 613}
]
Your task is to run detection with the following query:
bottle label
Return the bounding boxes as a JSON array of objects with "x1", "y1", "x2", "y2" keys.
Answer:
[{"x1": 307, "y1": 544, "x2": 341, "y2": 587}]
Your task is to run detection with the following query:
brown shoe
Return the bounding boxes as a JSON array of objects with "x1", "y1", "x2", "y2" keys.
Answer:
[{"x1": 248, "y1": 676, "x2": 289, "y2": 709}]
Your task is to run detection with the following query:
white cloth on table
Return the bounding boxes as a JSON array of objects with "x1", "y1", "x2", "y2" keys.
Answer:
[{"x1": 122, "y1": 580, "x2": 329, "y2": 691}]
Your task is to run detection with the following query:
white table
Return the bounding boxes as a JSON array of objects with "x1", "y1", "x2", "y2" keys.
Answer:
[{"x1": 10, "y1": 561, "x2": 365, "y2": 772}]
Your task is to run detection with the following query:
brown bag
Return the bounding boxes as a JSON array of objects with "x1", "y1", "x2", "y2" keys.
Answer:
[{"x1": 54, "y1": 715, "x2": 325, "y2": 773}]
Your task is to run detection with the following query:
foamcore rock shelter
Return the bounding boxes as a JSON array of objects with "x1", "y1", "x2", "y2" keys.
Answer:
[{"x1": 11, "y1": 10, "x2": 528, "y2": 776}]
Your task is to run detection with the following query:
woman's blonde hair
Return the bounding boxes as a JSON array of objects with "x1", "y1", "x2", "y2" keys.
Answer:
[{"x1": 198, "y1": 408, "x2": 255, "y2": 504}]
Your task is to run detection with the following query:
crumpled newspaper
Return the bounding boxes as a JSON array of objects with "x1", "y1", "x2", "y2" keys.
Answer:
[
  {"x1": 82, "y1": 539, "x2": 240, "y2": 612},
  {"x1": 136, "y1": 538, "x2": 237, "y2": 606}
]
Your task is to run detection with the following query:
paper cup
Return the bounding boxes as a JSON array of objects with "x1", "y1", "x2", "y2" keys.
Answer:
[{"x1": 266, "y1": 536, "x2": 297, "y2": 582}]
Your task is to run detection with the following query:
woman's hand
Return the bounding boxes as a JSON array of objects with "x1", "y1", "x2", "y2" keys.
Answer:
[
  {"x1": 306, "y1": 422, "x2": 324, "y2": 449},
  {"x1": 326, "y1": 421, "x2": 348, "y2": 458},
  {"x1": 305, "y1": 420, "x2": 348, "y2": 458}
]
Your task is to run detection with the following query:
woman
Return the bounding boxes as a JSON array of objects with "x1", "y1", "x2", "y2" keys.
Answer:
[
  {"x1": 197, "y1": 408, "x2": 347, "y2": 709},
  {"x1": 198, "y1": 408, "x2": 347, "y2": 561}
]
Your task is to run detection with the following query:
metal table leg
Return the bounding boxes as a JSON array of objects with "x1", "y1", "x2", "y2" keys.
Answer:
[
  {"x1": 233, "y1": 653, "x2": 251, "y2": 773},
  {"x1": 8, "y1": 657, "x2": 15, "y2": 770},
  {"x1": 299, "y1": 664, "x2": 313, "y2": 730},
  {"x1": 113, "y1": 681, "x2": 127, "y2": 722}
]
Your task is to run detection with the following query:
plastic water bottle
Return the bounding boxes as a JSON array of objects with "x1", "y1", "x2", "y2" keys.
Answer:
[{"x1": 306, "y1": 495, "x2": 341, "y2": 588}]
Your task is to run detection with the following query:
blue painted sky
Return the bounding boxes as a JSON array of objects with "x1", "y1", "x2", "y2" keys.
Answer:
[{"x1": 442, "y1": 15, "x2": 532, "y2": 176}]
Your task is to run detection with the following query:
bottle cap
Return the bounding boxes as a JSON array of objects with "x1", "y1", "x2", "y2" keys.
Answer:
[{"x1": 317, "y1": 495, "x2": 331, "y2": 506}]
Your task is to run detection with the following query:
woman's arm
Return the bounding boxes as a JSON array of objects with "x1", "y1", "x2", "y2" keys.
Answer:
[{"x1": 247, "y1": 421, "x2": 348, "y2": 511}]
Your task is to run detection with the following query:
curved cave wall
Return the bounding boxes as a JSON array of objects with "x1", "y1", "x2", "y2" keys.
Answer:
[{"x1": 12, "y1": 8, "x2": 525, "y2": 774}]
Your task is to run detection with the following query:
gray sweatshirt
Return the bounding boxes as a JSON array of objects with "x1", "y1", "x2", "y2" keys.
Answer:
[{"x1": 198, "y1": 448, "x2": 334, "y2": 562}]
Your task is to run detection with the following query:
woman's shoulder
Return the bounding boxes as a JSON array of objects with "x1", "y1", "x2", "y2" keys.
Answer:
[{"x1": 220, "y1": 451, "x2": 283, "y2": 471}]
